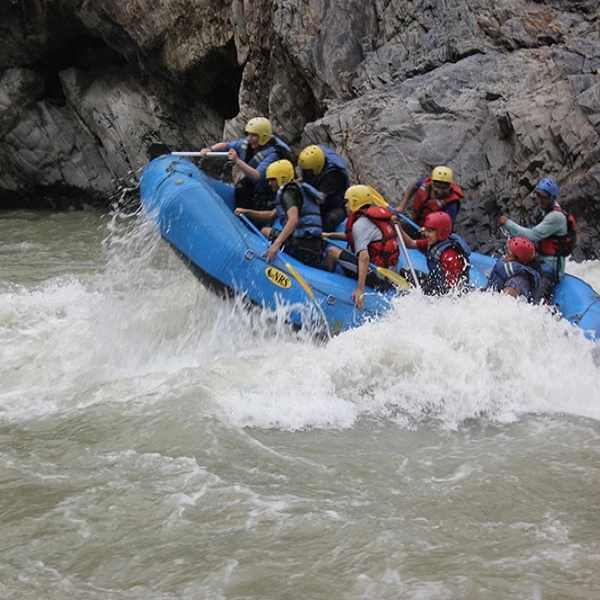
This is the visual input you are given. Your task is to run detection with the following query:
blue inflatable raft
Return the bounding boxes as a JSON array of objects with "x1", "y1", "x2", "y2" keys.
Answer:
[{"x1": 139, "y1": 155, "x2": 600, "y2": 339}]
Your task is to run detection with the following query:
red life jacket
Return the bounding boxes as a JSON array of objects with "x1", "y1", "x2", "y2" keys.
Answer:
[
  {"x1": 412, "y1": 177, "x2": 464, "y2": 226},
  {"x1": 345, "y1": 206, "x2": 400, "y2": 267},
  {"x1": 537, "y1": 206, "x2": 577, "y2": 257}
]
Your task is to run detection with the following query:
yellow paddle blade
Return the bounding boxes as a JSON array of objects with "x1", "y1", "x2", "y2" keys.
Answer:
[
  {"x1": 368, "y1": 186, "x2": 390, "y2": 208},
  {"x1": 376, "y1": 267, "x2": 411, "y2": 290},
  {"x1": 285, "y1": 262, "x2": 316, "y2": 300}
]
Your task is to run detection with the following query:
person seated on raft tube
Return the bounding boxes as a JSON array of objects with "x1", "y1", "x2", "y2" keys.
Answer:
[
  {"x1": 398, "y1": 211, "x2": 471, "y2": 296},
  {"x1": 297, "y1": 144, "x2": 350, "y2": 233},
  {"x1": 393, "y1": 165, "x2": 464, "y2": 229},
  {"x1": 199, "y1": 116, "x2": 292, "y2": 213},
  {"x1": 485, "y1": 237, "x2": 542, "y2": 303},
  {"x1": 235, "y1": 159, "x2": 324, "y2": 268},
  {"x1": 498, "y1": 177, "x2": 568, "y2": 301},
  {"x1": 323, "y1": 185, "x2": 399, "y2": 309}
]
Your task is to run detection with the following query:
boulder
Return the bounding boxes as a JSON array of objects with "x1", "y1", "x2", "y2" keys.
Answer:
[{"x1": 0, "y1": 0, "x2": 598, "y2": 256}]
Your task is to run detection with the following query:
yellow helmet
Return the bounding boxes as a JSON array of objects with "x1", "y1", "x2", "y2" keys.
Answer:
[
  {"x1": 344, "y1": 185, "x2": 373, "y2": 213},
  {"x1": 431, "y1": 165, "x2": 453, "y2": 184},
  {"x1": 298, "y1": 145, "x2": 326, "y2": 175},
  {"x1": 266, "y1": 160, "x2": 295, "y2": 187},
  {"x1": 245, "y1": 117, "x2": 273, "y2": 145}
]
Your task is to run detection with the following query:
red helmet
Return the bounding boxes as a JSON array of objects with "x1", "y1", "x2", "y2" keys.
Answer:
[
  {"x1": 422, "y1": 211, "x2": 452, "y2": 241},
  {"x1": 508, "y1": 237, "x2": 536, "y2": 263}
]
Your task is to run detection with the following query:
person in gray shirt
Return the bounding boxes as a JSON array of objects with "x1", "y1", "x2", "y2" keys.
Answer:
[{"x1": 324, "y1": 185, "x2": 399, "y2": 308}]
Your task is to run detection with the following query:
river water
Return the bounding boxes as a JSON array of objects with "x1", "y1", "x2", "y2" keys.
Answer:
[{"x1": 1, "y1": 208, "x2": 599, "y2": 600}]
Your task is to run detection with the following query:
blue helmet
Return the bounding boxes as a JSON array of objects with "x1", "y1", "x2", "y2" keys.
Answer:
[{"x1": 535, "y1": 178, "x2": 559, "y2": 200}]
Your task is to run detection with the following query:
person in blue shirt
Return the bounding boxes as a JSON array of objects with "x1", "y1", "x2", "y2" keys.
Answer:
[
  {"x1": 199, "y1": 117, "x2": 292, "y2": 212},
  {"x1": 499, "y1": 177, "x2": 567, "y2": 300}
]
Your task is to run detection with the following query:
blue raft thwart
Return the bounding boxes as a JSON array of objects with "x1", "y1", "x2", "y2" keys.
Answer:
[{"x1": 140, "y1": 155, "x2": 600, "y2": 339}]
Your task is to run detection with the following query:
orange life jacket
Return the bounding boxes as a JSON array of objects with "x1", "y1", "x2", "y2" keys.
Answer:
[
  {"x1": 412, "y1": 177, "x2": 464, "y2": 226},
  {"x1": 345, "y1": 206, "x2": 399, "y2": 267},
  {"x1": 537, "y1": 206, "x2": 577, "y2": 257}
]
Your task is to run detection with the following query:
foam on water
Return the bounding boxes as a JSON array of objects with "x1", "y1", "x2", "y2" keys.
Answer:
[
  {"x1": 566, "y1": 258, "x2": 600, "y2": 292},
  {"x1": 212, "y1": 289, "x2": 599, "y2": 430},
  {"x1": 1, "y1": 210, "x2": 599, "y2": 431}
]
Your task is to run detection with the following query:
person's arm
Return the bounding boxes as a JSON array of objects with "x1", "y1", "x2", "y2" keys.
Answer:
[
  {"x1": 445, "y1": 201, "x2": 460, "y2": 223},
  {"x1": 399, "y1": 225, "x2": 418, "y2": 249},
  {"x1": 351, "y1": 250, "x2": 370, "y2": 309},
  {"x1": 199, "y1": 141, "x2": 227, "y2": 156},
  {"x1": 499, "y1": 212, "x2": 566, "y2": 242},
  {"x1": 502, "y1": 273, "x2": 531, "y2": 299},
  {"x1": 230, "y1": 150, "x2": 261, "y2": 181},
  {"x1": 394, "y1": 180, "x2": 421, "y2": 215},
  {"x1": 235, "y1": 207, "x2": 277, "y2": 222},
  {"x1": 394, "y1": 186, "x2": 414, "y2": 215},
  {"x1": 265, "y1": 206, "x2": 299, "y2": 263},
  {"x1": 322, "y1": 231, "x2": 347, "y2": 241}
]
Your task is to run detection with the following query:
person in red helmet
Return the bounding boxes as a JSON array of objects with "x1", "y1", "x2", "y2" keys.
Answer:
[
  {"x1": 398, "y1": 211, "x2": 471, "y2": 295},
  {"x1": 486, "y1": 237, "x2": 542, "y2": 303}
]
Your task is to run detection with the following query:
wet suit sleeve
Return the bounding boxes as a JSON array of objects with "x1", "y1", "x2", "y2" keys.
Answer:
[
  {"x1": 226, "y1": 139, "x2": 244, "y2": 153},
  {"x1": 413, "y1": 178, "x2": 424, "y2": 191},
  {"x1": 255, "y1": 147, "x2": 279, "y2": 178},
  {"x1": 504, "y1": 211, "x2": 566, "y2": 242},
  {"x1": 280, "y1": 186, "x2": 303, "y2": 213},
  {"x1": 415, "y1": 238, "x2": 428, "y2": 254},
  {"x1": 445, "y1": 201, "x2": 460, "y2": 223}
]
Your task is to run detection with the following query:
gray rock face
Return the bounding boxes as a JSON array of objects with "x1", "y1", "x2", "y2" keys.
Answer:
[{"x1": 0, "y1": 0, "x2": 598, "y2": 257}]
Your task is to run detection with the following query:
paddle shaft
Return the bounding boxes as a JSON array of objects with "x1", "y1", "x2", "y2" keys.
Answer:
[
  {"x1": 366, "y1": 186, "x2": 421, "y2": 289},
  {"x1": 397, "y1": 212, "x2": 420, "y2": 231},
  {"x1": 171, "y1": 151, "x2": 229, "y2": 158},
  {"x1": 393, "y1": 223, "x2": 421, "y2": 289}
]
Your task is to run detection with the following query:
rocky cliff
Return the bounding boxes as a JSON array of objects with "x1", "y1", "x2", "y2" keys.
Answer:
[{"x1": 0, "y1": 0, "x2": 598, "y2": 257}]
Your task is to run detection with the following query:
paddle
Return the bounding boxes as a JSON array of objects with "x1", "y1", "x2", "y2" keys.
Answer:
[
  {"x1": 284, "y1": 261, "x2": 316, "y2": 300},
  {"x1": 147, "y1": 144, "x2": 230, "y2": 161},
  {"x1": 171, "y1": 151, "x2": 229, "y2": 158},
  {"x1": 367, "y1": 188, "x2": 420, "y2": 231},
  {"x1": 368, "y1": 187, "x2": 421, "y2": 289},
  {"x1": 375, "y1": 266, "x2": 411, "y2": 290}
]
